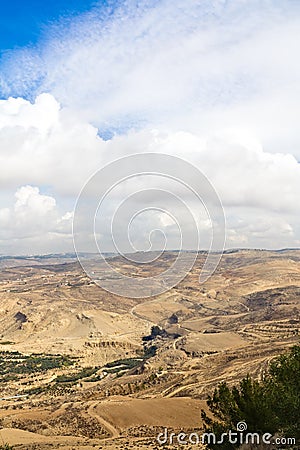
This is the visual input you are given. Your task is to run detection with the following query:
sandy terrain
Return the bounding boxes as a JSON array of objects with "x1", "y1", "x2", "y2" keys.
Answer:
[{"x1": 0, "y1": 249, "x2": 299, "y2": 448}]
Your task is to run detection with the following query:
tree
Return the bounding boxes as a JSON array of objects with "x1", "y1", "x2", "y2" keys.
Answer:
[
  {"x1": 265, "y1": 345, "x2": 300, "y2": 439},
  {"x1": 201, "y1": 346, "x2": 300, "y2": 449}
]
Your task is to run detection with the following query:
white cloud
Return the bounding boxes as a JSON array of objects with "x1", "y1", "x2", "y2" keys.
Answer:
[
  {"x1": 1, "y1": 1, "x2": 300, "y2": 155},
  {"x1": 0, "y1": 93, "x2": 106, "y2": 194},
  {"x1": 0, "y1": 1, "x2": 299, "y2": 253},
  {"x1": 0, "y1": 93, "x2": 59, "y2": 132},
  {"x1": 0, "y1": 185, "x2": 73, "y2": 254},
  {"x1": 226, "y1": 211, "x2": 298, "y2": 249},
  {"x1": 0, "y1": 93, "x2": 299, "y2": 253}
]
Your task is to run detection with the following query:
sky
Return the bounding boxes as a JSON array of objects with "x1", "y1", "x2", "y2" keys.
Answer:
[
  {"x1": 0, "y1": 0, "x2": 104, "y2": 50},
  {"x1": 0, "y1": 0, "x2": 300, "y2": 255}
]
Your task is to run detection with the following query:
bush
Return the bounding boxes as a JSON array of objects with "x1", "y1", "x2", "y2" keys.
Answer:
[{"x1": 201, "y1": 345, "x2": 300, "y2": 449}]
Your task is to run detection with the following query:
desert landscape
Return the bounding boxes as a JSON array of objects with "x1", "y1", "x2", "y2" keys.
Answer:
[
  {"x1": 1, "y1": 0, "x2": 300, "y2": 447},
  {"x1": 0, "y1": 249, "x2": 298, "y2": 448}
]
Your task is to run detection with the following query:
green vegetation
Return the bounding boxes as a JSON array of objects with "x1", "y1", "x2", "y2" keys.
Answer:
[
  {"x1": 104, "y1": 357, "x2": 143, "y2": 375},
  {"x1": 103, "y1": 345, "x2": 157, "y2": 375},
  {"x1": 83, "y1": 373, "x2": 103, "y2": 382},
  {"x1": 55, "y1": 366, "x2": 99, "y2": 384},
  {"x1": 0, "y1": 351, "x2": 76, "y2": 382},
  {"x1": 201, "y1": 345, "x2": 300, "y2": 449},
  {"x1": 24, "y1": 366, "x2": 101, "y2": 394},
  {"x1": 105, "y1": 358, "x2": 143, "y2": 369},
  {"x1": 24, "y1": 348, "x2": 158, "y2": 393},
  {"x1": 24, "y1": 385, "x2": 49, "y2": 395},
  {"x1": 2, "y1": 340, "x2": 158, "y2": 396},
  {"x1": 143, "y1": 345, "x2": 157, "y2": 358},
  {"x1": 0, "y1": 444, "x2": 14, "y2": 450}
]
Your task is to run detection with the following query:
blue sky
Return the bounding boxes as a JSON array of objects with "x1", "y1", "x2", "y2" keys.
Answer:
[{"x1": 0, "y1": 0, "x2": 106, "y2": 51}]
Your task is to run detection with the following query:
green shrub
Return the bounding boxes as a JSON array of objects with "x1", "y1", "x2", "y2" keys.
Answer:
[{"x1": 201, "y1": 345, "x2": 300, "y2": 449}]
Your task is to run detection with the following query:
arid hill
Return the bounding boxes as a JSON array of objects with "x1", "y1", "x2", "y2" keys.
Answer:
[{"x1": 0, "y1": 249, "x2": 299, "y2": 449}]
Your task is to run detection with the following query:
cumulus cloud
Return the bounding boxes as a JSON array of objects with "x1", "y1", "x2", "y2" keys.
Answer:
[
  {"x1": 0, "y1": 0, "x2": 299, "y2": 253},
  {"x1": 1, "y1": 0, "x2": 300, "y2": 155},
  {"x1": 0, "y1": 92, "x2": 298, "y2": 253},
  {"x1": 0, "y1": 93, "x2": 106, "y2": 194},
  {"x1": 0, "y1": 185, "x2": 73, "y2": 254}
]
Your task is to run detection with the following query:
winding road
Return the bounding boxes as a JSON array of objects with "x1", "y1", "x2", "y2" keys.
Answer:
[{"x1": 87, "y1": 401, "x2": 119, "y2": 439}]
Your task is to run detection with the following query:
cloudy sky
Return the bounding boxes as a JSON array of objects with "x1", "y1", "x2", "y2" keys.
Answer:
[{"x1": 0, "y1": 0, "x2": 300, "y2": 255}]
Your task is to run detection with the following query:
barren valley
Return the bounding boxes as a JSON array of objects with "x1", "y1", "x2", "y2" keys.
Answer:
[{"x1": 0, "y1": 249, "x2": 299, "y2": 449}]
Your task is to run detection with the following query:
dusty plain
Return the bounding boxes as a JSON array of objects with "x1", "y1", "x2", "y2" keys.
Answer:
[{"x1": 0, "y1": 249, "x2": 299, "y2": 449}]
